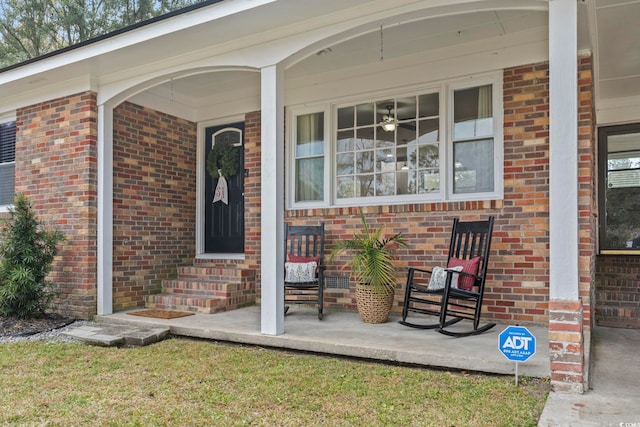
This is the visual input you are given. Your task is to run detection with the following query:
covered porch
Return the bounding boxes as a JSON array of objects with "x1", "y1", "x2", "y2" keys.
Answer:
[{"x1": 96, "y1": 305, "x2": 551, "y2": 379}]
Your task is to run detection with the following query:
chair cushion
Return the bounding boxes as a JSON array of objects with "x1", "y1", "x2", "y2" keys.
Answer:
[
  {"x1": 447, "y1": 257, "x2": 481, "y2": 290},
  {"x1": 284, "y1": 261, "x2": 317, "y2": 283},
  {"x1": 427, "y1": 266, "x2": 463, "y2": 291}
]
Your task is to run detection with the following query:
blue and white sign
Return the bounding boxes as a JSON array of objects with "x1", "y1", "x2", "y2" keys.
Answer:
[{"x1": 499, "y1": 326, "x2": 536, "y2": 362}]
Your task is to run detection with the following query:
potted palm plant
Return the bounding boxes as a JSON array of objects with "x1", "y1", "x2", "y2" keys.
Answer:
[{"x1": 330, "y1": 210, "x2": 408, "y2": 323}]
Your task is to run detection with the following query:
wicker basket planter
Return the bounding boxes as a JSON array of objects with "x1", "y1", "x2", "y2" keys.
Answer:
[{"x1": 356, "y1": 283, "x2": 394, "y2": 324}]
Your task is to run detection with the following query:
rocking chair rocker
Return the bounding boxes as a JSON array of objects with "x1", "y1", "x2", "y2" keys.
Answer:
[{"x1": 400, "y1": 216, "x2": 495, "y2": 337}]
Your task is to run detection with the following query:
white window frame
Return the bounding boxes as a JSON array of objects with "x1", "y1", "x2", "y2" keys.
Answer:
[
  {"x1": 286, "y1": 72, "x2": 503, "y2": 210},
  {"x1": 331, "y1": 87, "x2": 443, "y2": 208},
  {"x1": 446, "y1": 75, "x2": 504, "y2": 201},
  {"x1": 0, "y1": 112, "x2": 16, "y2": 212},
  {"x1": 286, "y1": 105, "x2": 331, "y2": 209}
]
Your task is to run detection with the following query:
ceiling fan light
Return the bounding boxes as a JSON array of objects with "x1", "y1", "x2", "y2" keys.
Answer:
[
  {"x1": 380, "y1": 104, "x2": 396, "y2": 132},
  {"x1": 381, "y1": 117, "x2": 396, "y2": 132}
]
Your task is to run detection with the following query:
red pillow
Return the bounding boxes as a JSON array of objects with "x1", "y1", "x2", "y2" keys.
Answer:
[
  {"x1": 447, "y1": 257, "x2": 481, "y2": 291},
  {"x1": 287, "y1": 254, "x2": 320, "y2": 264},
  {"x1": 287, "y1": 254, "x2": 321, "y2": 273}
]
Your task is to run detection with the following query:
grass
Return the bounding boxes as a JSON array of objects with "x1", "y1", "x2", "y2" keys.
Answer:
[{"x1": 0, "y1": 338, "x2": 548, "y2": 426}]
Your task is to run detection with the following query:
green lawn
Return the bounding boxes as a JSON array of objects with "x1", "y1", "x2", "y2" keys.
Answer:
[{"x1": 0, "y1": 338, "x2": 548, "y2": 426}]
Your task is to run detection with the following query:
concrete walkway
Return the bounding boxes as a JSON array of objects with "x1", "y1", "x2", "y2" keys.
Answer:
[
  {"x1": 539, "y1": 326, "x2": 640, "y2": 427},
  {"x1": 95, "y1": 305, "x2": 549, "y2": 378}
]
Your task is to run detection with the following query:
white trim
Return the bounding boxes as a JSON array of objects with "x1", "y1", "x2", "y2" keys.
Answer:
[
  {"x1": 597, "y1": 95, "x2": 640, "y2": 125},
  {"x1": 285, "y1": 105, "x2": 331, "y2": 209},
  {"x1": 549, "y1": 0, "x2": 579, "y2": 301},
  {"x1": 196, "y1": 253, "x2": 245, "y2": 261},
  {"x1": 97, "y1": 104, "x2": 114, "y2": 315},
  {"x1": 260, "y1": 64, "x2": 285, "y2": 336},
  {"x1": 446, "y1": 73, "x2": 504, "y2": 201},
  {"x1": 195, "y1": 115, "x2": 245, "y2": 258},
  {"x1": 0, "y1": 112, "x2": 16, "y2": 122}
]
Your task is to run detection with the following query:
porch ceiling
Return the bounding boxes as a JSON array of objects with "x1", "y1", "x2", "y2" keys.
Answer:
[
  {"x1": 134, "y1": 0, "x2": 640, "y2": 125},
  {"x1": 134, "y1": 8, "x2": 556, "y2": 119}
]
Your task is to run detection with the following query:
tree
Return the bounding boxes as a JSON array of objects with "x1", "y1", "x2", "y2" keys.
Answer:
[
  {"x1": 0, "y1": 194, "x2": 65, "y2": 318},
  {"x1": 0, "y1": 0, "x2": 199, "y2": 68}
]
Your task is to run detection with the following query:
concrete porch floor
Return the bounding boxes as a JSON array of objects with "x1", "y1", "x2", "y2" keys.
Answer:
[{"x1": 96, "y1": 305, "x2": 550, "y2": 378}]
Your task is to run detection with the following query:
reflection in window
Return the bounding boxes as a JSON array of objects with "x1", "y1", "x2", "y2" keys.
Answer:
[
  {"x1": 295, "y1": 113, "x2": 324, "y2": 202},
  {"x1": 289, "y1": 78, "x2": 501, "y2": 208},
  {"x1": 599, "y1": 126, "x2": 640, "y2": 251},
  {"x1": 335, "y1": 92, "x2": 439, "y2": 200},
  {"x1": 452, "y1": 85, "x2": 494, "y2": 194}
]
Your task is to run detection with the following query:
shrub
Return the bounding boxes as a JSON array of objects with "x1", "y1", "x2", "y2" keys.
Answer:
[{"x1": 0, "y1": 194, "x2": 65, "y2": 318}]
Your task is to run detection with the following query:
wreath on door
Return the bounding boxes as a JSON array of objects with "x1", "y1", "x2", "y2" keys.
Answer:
[{"x1": 206, "y1": 140, "x2": 238, "y2": 179}]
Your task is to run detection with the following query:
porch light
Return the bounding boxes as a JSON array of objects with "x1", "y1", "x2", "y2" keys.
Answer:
[{"x1": 380, "y1": 105, "x2": 396, "y2": 132}]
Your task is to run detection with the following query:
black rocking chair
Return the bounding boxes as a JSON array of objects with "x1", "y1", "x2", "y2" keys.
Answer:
[
  {"x1": 284, "y1": 223, "x2": 326, "y2": 320},
  {"x1": 400, "y1": 216, "x2": 495, "y2": 337}
]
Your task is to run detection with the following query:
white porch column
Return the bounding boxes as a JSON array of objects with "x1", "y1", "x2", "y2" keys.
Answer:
[
  {"x1": 97, "y1": 103, "x2": 114, "y2": 315},
  {"x1": 260, "y1": 64, "x2": 285, "y2": 335},
  {"x1": 548, "y1": 0, "x2": 586, "y2": 393},
  {"x1": 549, "y1": 0, "x2": 579, "y2": 301}
]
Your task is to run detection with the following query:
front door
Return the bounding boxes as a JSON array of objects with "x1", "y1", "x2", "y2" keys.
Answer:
[{"x1": 204, "y1": 123, "x2": 245, "y2": 253}]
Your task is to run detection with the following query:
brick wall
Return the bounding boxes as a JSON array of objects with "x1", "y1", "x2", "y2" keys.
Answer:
[
  {"x1": 596, "y1": 255, "x2": 640, "y2": 328},
  {"x1": 285, "y1": 58, "x2": 596, "y2": 327},
  {"x1": 111, "y1": 102, "x2": 197, "y2": 310},
  {"x1": 14, "y1": 92, "x2": 98, "y2": 319},
  {"x1": 578, "y1": 56, "x2": 597, "y2": 330},
  {"x1": 241, "y1": 111, "x2": 262, "y2": 271},
  {"x1": 288, "y1": 61, "x2": 554, "y2": 324}
]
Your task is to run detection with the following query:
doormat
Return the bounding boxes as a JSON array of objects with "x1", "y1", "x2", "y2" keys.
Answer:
[{"x1": 127, "y1": 309, "x2": 195, "y2": 319}]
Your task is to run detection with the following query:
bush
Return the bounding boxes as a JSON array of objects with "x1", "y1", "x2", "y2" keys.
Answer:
[{"x1": 0, "y1": 194, "x2": 65, "y2": 318}]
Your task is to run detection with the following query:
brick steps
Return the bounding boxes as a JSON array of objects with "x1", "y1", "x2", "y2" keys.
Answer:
[{"x1": 144, "y1": 264, "x2": 256, "y2": 314}]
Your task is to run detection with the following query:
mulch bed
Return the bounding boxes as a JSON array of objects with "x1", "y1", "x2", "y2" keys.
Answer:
[{"x1": 0, "y1": 314, "x2": 76, "y2": 337}]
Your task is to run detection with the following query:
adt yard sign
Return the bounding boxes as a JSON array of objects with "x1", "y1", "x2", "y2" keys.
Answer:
[{"x1": 499, "y1": 326, "x2": 536, "y2": 362}]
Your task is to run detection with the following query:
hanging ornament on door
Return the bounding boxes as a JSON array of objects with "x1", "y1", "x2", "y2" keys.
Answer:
[
  {"x1": 212, "y1": 169, "x2": 228, "y2": 205},
  {"x1": 207, "y1": 140, "x2": 238, "y2": 205}
]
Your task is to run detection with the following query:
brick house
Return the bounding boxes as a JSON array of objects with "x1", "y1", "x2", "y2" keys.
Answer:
[{"x1": 1, "y1": 0, "x2": 638, "y2": 393}]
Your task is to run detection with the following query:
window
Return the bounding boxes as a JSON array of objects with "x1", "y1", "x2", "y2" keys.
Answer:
[
  {"x1": 294, "y1": 112, "x2": 324, "y2": 202},
  {"x1": 0, "y1": 117, "x2": 15, "y2": 206},
  {"x1": 452, "y1": 85, "x2": 494, "y2": 194},
  {"x1": 288, "y1": 74, "x2": 502, "y2": 208},
  {"x1": 598, "y1": 124, "x2": 640, "y2": 252},
  {"x1": 335, "y1": 93, "x2": 440, "y2": 201}
]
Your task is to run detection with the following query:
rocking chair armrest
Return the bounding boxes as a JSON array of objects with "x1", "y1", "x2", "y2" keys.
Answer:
[
  {"x1": 407, "y1": 267, "x2": 433, "y2": 275},
  {"x1": 444, "y1": 268, "x2": 478, "y2": 280}
]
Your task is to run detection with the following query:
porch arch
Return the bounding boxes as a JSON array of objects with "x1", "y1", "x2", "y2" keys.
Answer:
[{"x1": 97, "y1": 66, "x2": 261, "y2": 315}]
